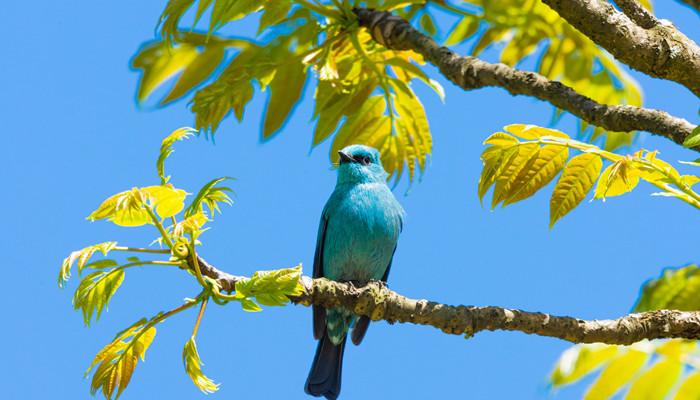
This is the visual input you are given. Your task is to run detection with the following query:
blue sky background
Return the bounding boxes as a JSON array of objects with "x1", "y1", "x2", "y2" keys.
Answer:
[{"x1": 3, "y1": 1, "x2": 699, "y2": 399}]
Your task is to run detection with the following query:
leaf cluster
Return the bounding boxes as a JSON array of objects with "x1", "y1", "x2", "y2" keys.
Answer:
[
  {"x1": 132, "y1": 0, "x2": 447, "y2": 183},
  {"x1": 440, "y1": 0, "x2": 645, "y2": 150},
  {"x1": 479, "y1": 125, "x2": 700, "y2": 227},
  {"x1": 87, "y1": 318, "x2": 157, "y2": 399},
  {"x1": 61, "y1": 128, "x2": 305, "y2": 399},
  {"x1": 232, "y1": 266, "x2": 305, "y2": 312}
]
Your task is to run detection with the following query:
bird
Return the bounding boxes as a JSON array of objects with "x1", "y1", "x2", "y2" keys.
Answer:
[{"x1": 305, "y1": 144, "x2": 404, "y2": 399}]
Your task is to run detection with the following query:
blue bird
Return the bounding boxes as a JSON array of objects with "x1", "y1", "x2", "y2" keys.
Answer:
[{"x1": 305, "y1": 144, "x2": 404, "y2": 399}]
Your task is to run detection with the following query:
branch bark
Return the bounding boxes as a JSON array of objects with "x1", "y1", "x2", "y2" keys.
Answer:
[
  {"x1": 194, "y1": 256, "x2": 700, "y2": 345},
  {"x1": 614, "y1": 0, "x2": 658, "y2": 29},
  {"x1": 351, "y1": 8, "x2": 697, "y2": 150},
  {"x1": 541, "y1": 0, "x2": 700, "y2": 97}
]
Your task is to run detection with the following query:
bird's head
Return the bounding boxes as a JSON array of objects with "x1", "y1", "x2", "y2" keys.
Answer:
[{"x1": 336, "y1": 144, "x2": 388, "y2": 185}]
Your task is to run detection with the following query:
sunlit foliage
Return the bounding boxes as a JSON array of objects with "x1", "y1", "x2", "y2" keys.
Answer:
[
  {"x1": 551, "y1": 265, "x2": 700, "y2": 400},
  {"x1": 479, "y1": 124, "x2": 700, "y2": 227},
  {"x1": 59, "y1": 128, "x2": 304, "y2": 398},
  {"x1": 132, "y1": 0, "x2": 643, "y2": 184}
]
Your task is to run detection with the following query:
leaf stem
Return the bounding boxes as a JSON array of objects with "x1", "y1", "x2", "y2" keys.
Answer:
[
  {"x1": 192, "y1": 297, "x2": 208, "y2": 338},
  {"x1": 187, "y1": 237, "x2": 239, "y2": 302},
  {"x1": 146, "y1": 207, "x2": 174, "y2": 249}
]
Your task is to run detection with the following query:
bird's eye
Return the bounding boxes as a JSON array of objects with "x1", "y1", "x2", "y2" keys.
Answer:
[{"x1": 360, "y1": 155, "x2": 371, "y2": 166}]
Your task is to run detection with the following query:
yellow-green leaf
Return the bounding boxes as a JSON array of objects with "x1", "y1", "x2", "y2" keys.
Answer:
[
  {"x1": 594, "y1": 160, "x2": 640, "y2": 199},
  {"x1": 634, "y1": 265, "x2": 700, "y2": 312},
  {"x1": 674, "y1": 371, "x2": 700, "y2": 400},
  {"x1": 550, "y1": 153, "x2": 602, "y2": 227},
  {"x1": 131, "y1": 42, "x2": 199, "y2": 103},
  {"x1": 262, "y1": 61, "x2": 306, "y2": 139},
  {"x1": 503, "y1": 144, "x2": 569, "y2": 206},
  {"x1": 584, "y1": 349, "x2": 648, "y2": 400},
  {"x1": 551, "y1": 344, "x2": 619, "y2": 386},
  {"x1": 87, "y1": 321, "x2": 157, "y2": 399},
  {"x1": 444, "y1": 15, "x2": 480, "y2": 46},
  {"x1": 183, "y1": 337, "x2": 219, "y2": 393},
  {"x1": 504, "y1": 124, "x2": 568, "y2": 140},
  {"x1": 73, "y1": 269, "x2": 125, "y2": 325},
  {"x1": 88, "y1": 185, "x2": 187, "y2": 226},
  {"x1": 161, "y1": 45, "x2": 226, "y2": 105},
  {"x1": 158, "y1": 127, "x2": 196, "y2": 184},
  {"x1": 59, "y1": 241, "x2": 118, "y2": 287},
  {"x1": 491, "y1": 142, "x2": 539, "y2": 207},
  {"x1": 142, "y1": 185, "x2": 188, "y2": 219},
  {"x1": 625, "y1": 359, "x2": 682, "y2": 400},
  {"x1": 184, "y1": 176, "x2": 234, "y2": 218},
  {"x1": 234, "y1": 265, "x2": 304, "y2": 310}
]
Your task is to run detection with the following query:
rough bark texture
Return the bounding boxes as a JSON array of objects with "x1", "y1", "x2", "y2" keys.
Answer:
[
  {"x1": 541, "y1": 0, "x2": 700, "y2": 97},
  {"x1": 195, "y1": 257, "x2": 700, "y2": 345},
  {"x1": 351, "y1": 8, "x2": 697, "y2": 149},
  {"x1": 615, "y1": 0, "x2": 658, "y2": 29}
]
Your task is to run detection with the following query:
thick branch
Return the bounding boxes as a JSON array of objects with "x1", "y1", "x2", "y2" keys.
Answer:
[
  {"x1": 351, "y1": 8, "x2": 697, "y2": 150},
  {"x1": 194, "y1": 256, "x2": 700, "y2": 345},
  {"x1": 541, "y1": 0, "x2": 700, "y2": 97},
  {"x1": 614, "y1": 0, "x2": 657, "y2": 29}
]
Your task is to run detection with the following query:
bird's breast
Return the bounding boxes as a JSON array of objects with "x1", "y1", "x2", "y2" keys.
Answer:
[{"x1": 322, "y1": 184, "x2": 403, "y2": 282}]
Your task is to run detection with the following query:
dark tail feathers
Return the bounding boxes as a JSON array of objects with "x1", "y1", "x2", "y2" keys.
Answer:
[{"x1": 305, "y1": 333, "x2": 346, "y2": 400}]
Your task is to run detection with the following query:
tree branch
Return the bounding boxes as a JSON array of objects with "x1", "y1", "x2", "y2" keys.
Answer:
[
  {"x1": 614, "y1": 0, "x2": 658, "y2": 29},
  {"x1": 194, "y1": 256, "x2": 700, "y2": 345},
  {"x1": 351, "y1": 8, "x2": 697, "y2": 150},
  {"x1": 540, "y1": 0, "x2": 700, "y2": 97}
]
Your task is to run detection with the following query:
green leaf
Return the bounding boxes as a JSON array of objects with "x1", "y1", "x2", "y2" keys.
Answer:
[
  {"x1": 158, "y1": 0, "x2": 195, "y2": 45},
  {"x1": 234, "y1": 265, "x2": 304, "y2": 310},
  {"x1": 419, "y1": 13, "x2": 437, "y2": 36},
  {"x1": 161, "y1": 45, "x2": 226, "y2": 105},
  {"x1": 258, "y1": 0, "x2": 292, "y2": 33},
  {"x1": 683, "y1": 126, "x2": 700, "y2": 148},
  {"x1": 634, "y1": 265, "x2": 700, "y2": 312},
  {"x1": 183, "y1": 337, "x2": 219, "y2": 393},
  {"x1": 131, "y1": 42, "x2": 199, "y2": 103},
  {"x1": 262, "y1": 61, "x2": 306, "y2": 139},
  {"x1": 184, "y1": 176, "x2": 234, "y2": 218},
  {"x1": 157, "y1": 127, "x2": 196, "y2": 184},
  {"x1": 73, "y1": 269, "x2": 125, "y2": 326},
  {"x1": 59, "y1": 242, "x2": 118, "y2": 288}
]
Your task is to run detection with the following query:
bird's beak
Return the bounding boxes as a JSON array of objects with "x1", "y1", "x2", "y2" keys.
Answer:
[{"x1": 338, "y1": 151, "x2": 355, "y2": 164}]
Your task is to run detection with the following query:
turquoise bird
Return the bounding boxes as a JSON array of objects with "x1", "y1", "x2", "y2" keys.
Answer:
[{"x1": 305, "y1": 145, "x2": 404, "y2": 399}]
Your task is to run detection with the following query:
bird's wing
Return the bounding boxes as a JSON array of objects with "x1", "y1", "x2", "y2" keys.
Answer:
[
  {"x1": 312, "y1": 213, "x2": 329, "y2": 340},
  {"x1": 351, "y1": 244, "x2": 397, "y2": 345}
]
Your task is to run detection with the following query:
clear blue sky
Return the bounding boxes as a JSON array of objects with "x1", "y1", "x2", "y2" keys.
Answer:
[{"x1": 3, "y1": 1, "x2": 699, "y2": 399}]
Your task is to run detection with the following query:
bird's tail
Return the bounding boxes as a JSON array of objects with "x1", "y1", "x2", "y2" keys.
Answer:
[{"x1": 305, "y1": 332, "x2": 346, "y2": 400}]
